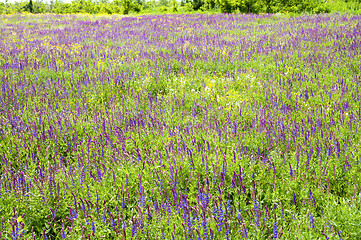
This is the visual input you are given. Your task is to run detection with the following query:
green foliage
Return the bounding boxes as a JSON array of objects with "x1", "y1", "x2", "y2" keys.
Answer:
[
  {"x1": 184, "y1": 2, "x2": 194, "y2": 11},
  {"x1": 158, "y1": 5, "x2": 169, "y2": 12},
  {"x1": 1, "y1": 10, "x2": 361, "y2": 240},
  {"x1": 27, "y1": 0, "x2": 33, "y2": 13},
  {"x1": 158, "y1": 0, "x2": 169, "y2": 6},
  {"x1": 0, "y1": 0, "x2": 359, "y2": 14},
  {"x1": 170, "y1": 0, "x2": 178, "y2": 11},
  {"x1": 0, "y1": 3, "x2": 6, "y2": 14}
]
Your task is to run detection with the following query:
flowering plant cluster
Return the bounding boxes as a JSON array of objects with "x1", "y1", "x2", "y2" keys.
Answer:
[{"x1": 0, "y1": 13, "x2": 361, "y2": 239}]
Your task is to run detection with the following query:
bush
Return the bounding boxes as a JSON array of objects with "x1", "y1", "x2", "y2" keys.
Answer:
[
  {"x1": 184, "y1": 2, "x2": 194, "y2": 12},
  {"x1": 313, "y1": 4, "x2": 330, "y2": 13},
  {"x1": 132, "y1": 2, "x2": 142, "y2": 12},
  {"x1": 170, "y1": 0, "x2": 177, "y2": 12},
  {"x1": 158, "y1": 5, "x2": 169, "y2": 12}
]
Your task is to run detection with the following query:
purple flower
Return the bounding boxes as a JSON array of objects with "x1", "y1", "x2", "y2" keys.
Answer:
[
  {"x1": 338, "y1": 230, "x2": 342, "y2": 240},
  {"x1": 166, "y1": 198, "x2": 172, "y2": 215},
  {"x1": 273, "y1": 220, "x2": 278, "y2": 239},
  {"x1": 293, "y1": 191, "x2": 297, "y2": 205},
  {"x1": 42, "y1": 229, "x2": 47, "y2": 240},
  {"x1": 102, "y1": 208, "x2": 107, "y2": 223},
  {"x1": 289, "y1": 162, "x2": 293, "y2": 177},
  {"x1": 201, "y1": 212, "x2": 208, "y2": 240},
  {"x1": 91, "y1": 220, "x2": 96, "y2": 235},
  {"x1": 131, "y1": 219, "x2": 138, "y2": 237},
  {"x1": 60, "y1": 220, "x2": 66, "y2": 239}
]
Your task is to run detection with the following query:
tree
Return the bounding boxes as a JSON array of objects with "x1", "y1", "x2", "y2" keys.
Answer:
[
  {"x1": 159, "y1": 0, "x2": 169, "y2": 6},
  {"x1": 192, "y1": 0, "x2": 203, "y2": 10},
  {"x1": 49, "y1": 0, "x2": 54, "y2": 11},
  {"x1": 28, "y1": 0, "x2": 34, "y2": 12},
  {"x1": 121, "y1": 0, "x2": 132, "y2": 14},
  {"x1": 170, "y1": 0, "x2": 177, "y2": 11}
]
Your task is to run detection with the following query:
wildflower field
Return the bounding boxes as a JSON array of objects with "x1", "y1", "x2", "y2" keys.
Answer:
[{"x1": 1, "y1": 13, "x2": 361, "y2": 239}]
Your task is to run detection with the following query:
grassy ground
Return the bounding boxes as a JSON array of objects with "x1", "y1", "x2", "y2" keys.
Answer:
[{"x1": 0, "y1": 13, "x2": 361, "y2": 239}]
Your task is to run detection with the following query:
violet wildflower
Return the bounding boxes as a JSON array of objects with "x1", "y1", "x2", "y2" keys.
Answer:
[
  {"x1": 131, "y1": 219, "x2": 138, "y2": 237},
  {"x1": 322, "y1": 233, "x2": 329, "y2": 240},
  {"x1": 293, "y1": 191, "x2": 297, "y2": 205},
  {"x1": 289, "y1": 162, "x2": 293, "y2": 177},
  {"x1": 201, "y1": 212, "x2": 208, "y2": 240},
  {"x1": 42, "y1": 229, "x2": 47, "y2": 240},
  {"x1": 60, "y1": 220, "x2": 66, "y2": 238},
  {"x1": 243, "y1": 224, "x2": 248, "y2": 239},
  {"x1": 273, "y1": 219, "x2": 278, "y2": 239},
  {"x1": 310, "y1": 213, "x2": 315, "y2": 228},
  {"x1": 166, "y1": 198, "x2": 172, "y2": 215},
  {"x1": 338, "y1": 230, "x2": 342, "y2": 239},
  {"x1": 102, "y1": 207, "x2": 107, "y2": 223},
  {"x1": 91, "y1": 220, "x2": 95, "y2": 235}
]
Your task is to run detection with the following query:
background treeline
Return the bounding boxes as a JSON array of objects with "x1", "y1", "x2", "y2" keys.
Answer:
[{"x1": 0, "y1": 0, "x2": 360, "y2": 15}]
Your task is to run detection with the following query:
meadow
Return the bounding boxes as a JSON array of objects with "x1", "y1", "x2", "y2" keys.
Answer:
[{"x1": 0, "y1": 13, "x2": 361, "y2": 239}]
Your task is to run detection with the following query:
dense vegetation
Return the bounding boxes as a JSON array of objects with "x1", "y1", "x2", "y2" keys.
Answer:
[
  {"x1": 0, "y1": 0, "x2": 361, "y2": 14},
  {"x1": 1, "y1": 13, "x2": 361, "y2": 239}
]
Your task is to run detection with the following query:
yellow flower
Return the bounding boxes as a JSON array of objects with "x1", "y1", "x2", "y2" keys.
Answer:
[{"x1": 17, "y1": 216, "x2": 23, "y2": 223}]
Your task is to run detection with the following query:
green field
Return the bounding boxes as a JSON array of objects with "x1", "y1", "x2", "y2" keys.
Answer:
[{"x1": 0, "y1": 13, "x2": 361, "y2": 239}]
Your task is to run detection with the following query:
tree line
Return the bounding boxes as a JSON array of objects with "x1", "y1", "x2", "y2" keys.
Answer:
[{"x1": 0, "y1": 0, "x2": 360, "y2": 15}]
